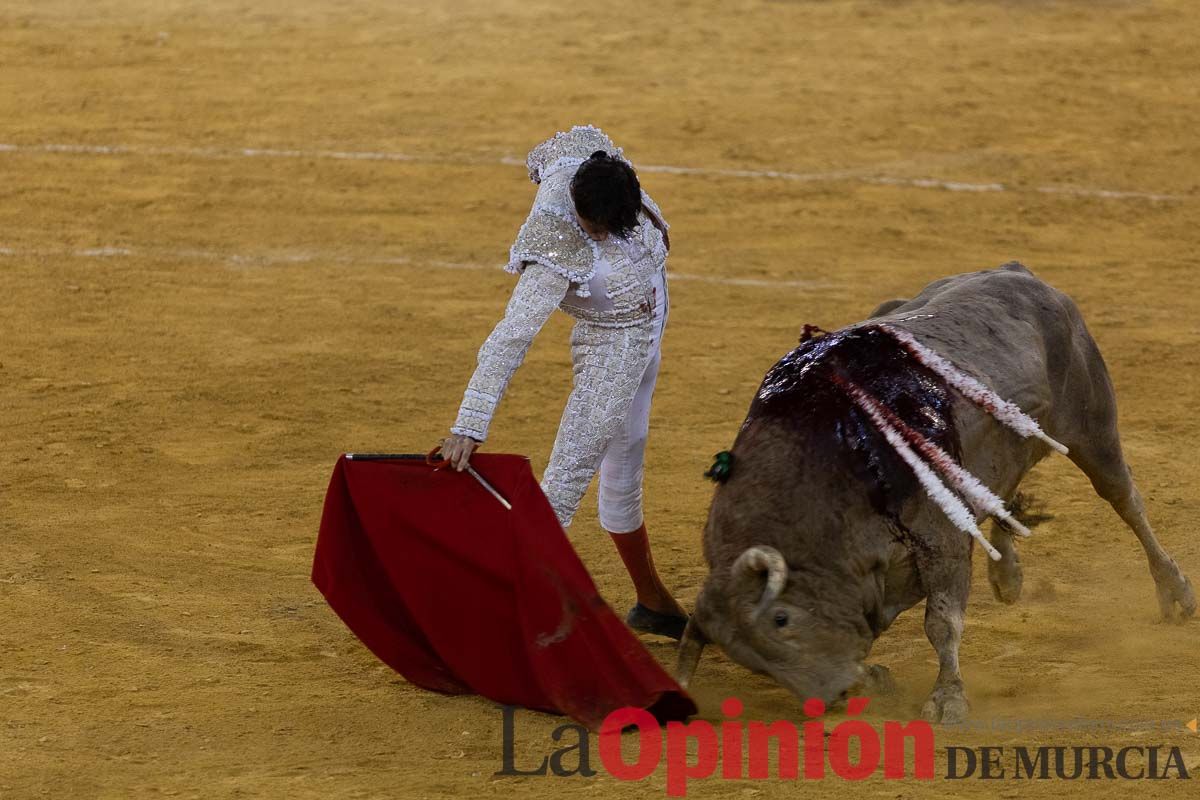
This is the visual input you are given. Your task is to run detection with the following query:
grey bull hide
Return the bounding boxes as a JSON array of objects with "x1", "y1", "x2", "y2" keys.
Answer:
[{"x1": 677, "y1": 262, "x2": 1195, "y2": 723}]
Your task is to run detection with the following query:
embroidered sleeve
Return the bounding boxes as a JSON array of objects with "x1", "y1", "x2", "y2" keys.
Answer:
[
  {"x1": 505, "y1": 210, "x2": 599, "y2": 296},
  {"x1": 451, "y1": 263, "x2": 570, "y2": 442},
  {"x1": 640, "y1": 191, "x2": 669, "y2": 232},
  {"x1": 640, "y1": 192, "x2": 670, "y2": 251}
]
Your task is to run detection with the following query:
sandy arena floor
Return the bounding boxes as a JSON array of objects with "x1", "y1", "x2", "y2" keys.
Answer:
[{"x1": 1, "y1": 0, "x2": 1198, "y2": 797}]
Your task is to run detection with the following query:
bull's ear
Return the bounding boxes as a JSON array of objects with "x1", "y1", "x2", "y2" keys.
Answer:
[{"x1": 730, "y1": 546, "x2": 788, "y2": 621}]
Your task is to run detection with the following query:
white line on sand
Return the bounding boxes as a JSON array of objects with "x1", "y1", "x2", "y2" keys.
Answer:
[
  {"x1": 0, "y1": 244, "x2": 835, "y2": 290},
  {"x1": 0, "y1": 141, "x2": 1185, "y2": 202}
]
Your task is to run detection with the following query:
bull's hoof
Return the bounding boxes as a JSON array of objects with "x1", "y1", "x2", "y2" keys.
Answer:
[
  {"x1": 920, "y1": 685, "x2": 970, "y2": 725},
  {"x1": 862, "y1": 664, "x2": 898, "y2": 696},
  {"x1": 1155, "y1": 569, "x2": 1196, "y2": 622},
  {"x1": 988, "y1": 555, "x2": 1023, "y2": 605}
]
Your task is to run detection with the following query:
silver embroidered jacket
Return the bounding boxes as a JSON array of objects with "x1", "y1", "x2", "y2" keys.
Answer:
[{"x1": 451, "y1": 126, "x2": 670, "y2": 457}]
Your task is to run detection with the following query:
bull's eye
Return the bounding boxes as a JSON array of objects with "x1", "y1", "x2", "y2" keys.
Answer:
[{"x1": 773, "y1": 611, "x2": 789, "y2": 628}]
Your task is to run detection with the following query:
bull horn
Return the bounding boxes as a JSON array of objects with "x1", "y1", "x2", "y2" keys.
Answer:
[
  {"x1": 676, "y1": 617, "x2": 708, "y2": 689},
  {"x1": 732, "y1": 545, "x2": 789, "y2": 620}
]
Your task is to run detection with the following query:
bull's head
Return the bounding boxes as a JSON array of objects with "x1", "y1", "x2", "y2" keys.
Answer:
[{"x1": 677, "y1": 545, "x2": 874, "y2": 705}]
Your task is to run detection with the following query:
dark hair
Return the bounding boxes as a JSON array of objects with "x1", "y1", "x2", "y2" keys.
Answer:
[{"x1": 570, "y1": 150, "x2": 642, "y2": 238}]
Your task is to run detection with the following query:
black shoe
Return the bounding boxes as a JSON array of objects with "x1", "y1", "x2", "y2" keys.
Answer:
[{"x1": 626, "y1": 603, "x2": 689, "y2": 641}]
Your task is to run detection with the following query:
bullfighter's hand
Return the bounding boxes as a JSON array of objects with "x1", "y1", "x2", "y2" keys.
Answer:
[{"x1": 441, "y1": 434, "x2": 479, "y2": 472}]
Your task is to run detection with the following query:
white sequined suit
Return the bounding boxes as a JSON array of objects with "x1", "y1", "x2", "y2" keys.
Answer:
[{"x1": 451, "y1": 126, "x2": 669, "y2": 531}]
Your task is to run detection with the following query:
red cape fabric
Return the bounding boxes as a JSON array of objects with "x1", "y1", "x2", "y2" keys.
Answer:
[{"x1": 312, "y1": 453, "x2": 696, "y2": 729}]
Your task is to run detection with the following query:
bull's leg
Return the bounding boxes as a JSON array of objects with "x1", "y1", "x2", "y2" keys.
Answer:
[
  {"x1": 920, "y1": 564, "x2": 972, "y2": 723},
  {"x1": 1067, "y1": 437, "x2": 1195, "y2": 621},
  {"x1": 862, "y1": 663, "x2": 898, "y2": 695},
  {"x1": 906, "y1": 524, "x2": 973, "y2": 722},
  {"x1": 987, "y1": 522, "x2": 1023, "y2": 604}
]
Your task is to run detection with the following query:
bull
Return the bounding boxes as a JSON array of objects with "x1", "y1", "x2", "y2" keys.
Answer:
[{"x1": 677, "y1": 262, "x2": 1195, "y2": 722}]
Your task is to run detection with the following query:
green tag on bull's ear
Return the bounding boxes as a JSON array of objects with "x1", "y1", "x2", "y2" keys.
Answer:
[{"x1": 705, "y1": 451, "x2": 734, "y2": 483}]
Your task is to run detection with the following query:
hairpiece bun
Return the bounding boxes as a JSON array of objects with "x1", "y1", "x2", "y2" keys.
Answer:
[{"x1": 589, "y1": 150, "x2": 609, "y2": 160}]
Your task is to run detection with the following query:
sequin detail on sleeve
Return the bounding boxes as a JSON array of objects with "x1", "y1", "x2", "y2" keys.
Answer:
[
  {"x1": 451, "y1": 263, "x2": 570, "y2": 442},
  {"x1": 506, "y1": 210, "x2": 600, "y2": 297},
  {"x1": 640, "y1": 190, "x2": 669, "y2": 233}
]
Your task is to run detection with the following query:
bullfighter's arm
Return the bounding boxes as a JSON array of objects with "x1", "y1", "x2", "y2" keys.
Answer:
[{"x1": 450, "y1": 262, "x2": 570, "y2": 442}]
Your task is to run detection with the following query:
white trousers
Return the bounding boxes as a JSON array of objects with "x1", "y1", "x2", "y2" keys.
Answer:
[
  {"x1": 597, "y1": 335, "x2": 662, "y2": 532},
  {"x1": 540, "y1": 290, "x2": 667, "y2": 532}
]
